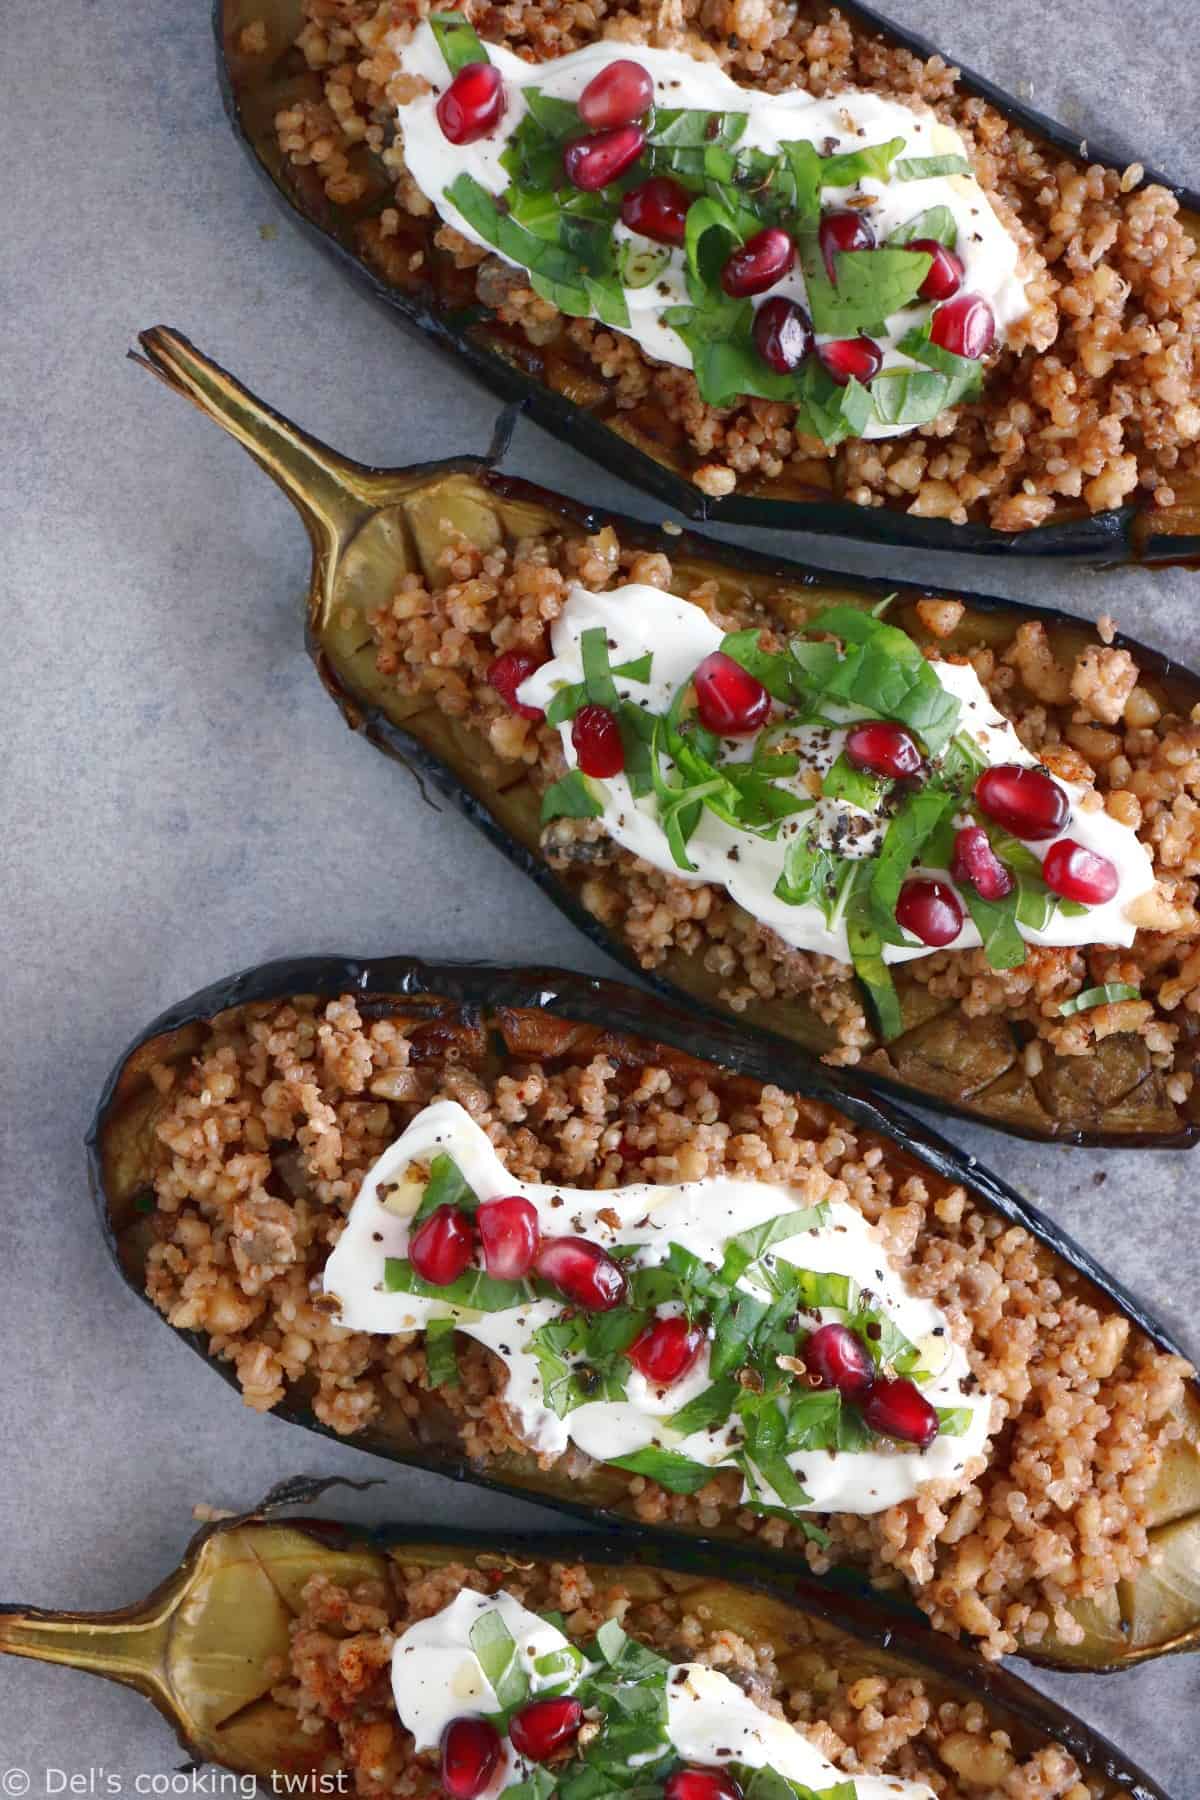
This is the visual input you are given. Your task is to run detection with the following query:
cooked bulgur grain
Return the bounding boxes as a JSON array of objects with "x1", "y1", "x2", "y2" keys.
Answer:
[
  {"x1": 141, "y1": 993, "x2": 1191, "y2": 1659},
  {"x1": 271, "y1": 1, "x2": 1200, "y2": 528}
]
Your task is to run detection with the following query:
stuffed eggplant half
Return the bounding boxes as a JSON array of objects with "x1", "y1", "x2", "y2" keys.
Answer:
[
  {"x1": 133, "y1": 328, "x2": 1200, "y2": 1147},
  {"x1": 90, "y1": 955, "x2": 1200, "y2": 1670},
  {"x1": 0, "y1": 1517, "x2": 1174, "y2": 1800},
  {"x1": 220, "y1": 0, "x2": 1200, "y2": 559}
]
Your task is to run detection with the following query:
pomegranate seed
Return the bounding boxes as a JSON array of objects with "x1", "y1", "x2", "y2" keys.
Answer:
[
  {"x1": 441, "y1": 1717, "x2": 502, "y2": 1800},
  {"x1": 693, "y1": 651, "x2": 771, "y2": 735},
  {"x1": 564, "y1": 124, "x2": 645, "y2": 191},
  {"x1": 409, "y1": 1205, "x2": 475, "y2": 1287},
  {"x1": 665, "y1": 1771, "x2": 743, "y2": 1800},
  {"x1": 862, "y1": 1376, "x2": 938, "y2": 1449},
  {"x1": 509, "y1": 1696, "x2": 584, "y2": 1762},
  {"x1": 819, "y1": 209, "x2": 876, "y2": 283},
  {"x1": 620, "y1": 175, "x2": 691, "y2": 246},
  {"x1": 804, "y1": 1322, "x2": 875, "y2": 1403},
  {"x1": 896, "y1": 877, "x2": 964, "y2": 948},
  {"x1": 951, "y1": 825, "x2": 1013, "y2": 901},
  {"x1": 572, "y1": 703, "x2": 625, "y2": 777},
  {"x1": 907, "y1": 238, "x2": 964, "y2": 301},
  {"x1": 536, "y1": 1237, "x2": 628, "y2": 1311},
  {"x1": 930, "y1": 292, "x2": 995, "y2": 359},
  {"x1": 476, "y1": 1195, "x2": 539, "y2": 1280},
  {"x1": 1041, "y1": 839, "x2": 1119, "y2": 906},
  {"x1": 753, "y1": 296, "x2": 813, "y2": 373},
  {"x1": 720, "y1": 227, "x2": 794, "y2": 298},
  {"x1": 577, "y1": 59, "x2": 653, "y2": 129},
  {"x1": 845, "y1": 721, "x2": 922, "y2": 780},
  {"x1": 818, "y1": 336, "x2": 883, "y2": 386},
  {"x1": 974, "y1": 764, "x2": 1069, "y2": 842},
  {"x1": 436, "y1": 63, "x2": 506, "y2": 147},
  {"x1": 627, "y1": 1315, "x2": 705, "y2": 1385},
  {"x1": 488, "y1": 650, "x2": 544, "y2": 722}
]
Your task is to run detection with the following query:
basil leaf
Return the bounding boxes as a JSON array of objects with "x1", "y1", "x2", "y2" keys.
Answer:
[
  {"x1": 541, "y1": 770, "x2": 604, "y2": 822},
  {"x1": 720, "y1": 1205, "x2": 829, "y2": 1284},
  {"x1": 545, "y1": 652, "x2": 653, "y2": 727},
  {"x1": 649, "y1": 108, "x2": 748, "y2": 150},
  {"x1": 618, "y1": 239, "x2": 670, "y2": 288},
  {"x1": 412, "y1": 1151, "x2": 478, "y2": 1226},
  {"x1": 607, "y1": 1446, "x2": 717, "y2": 1493},
  {"x1": 470, "y1": 1608, "x2": 529, "y2": 1711},
  {"x1": 822, "y1": 751, "x2": 884, "y2": 811},
  {"x1": 893, "y1": 153, "x2": 970, "y2": 180},
  {"x1": 845, "y1": 876, "x2": 903, "y2": 1041},
  {"x1": 446, "y1": 174, "x2": 630, "y2": 328},
  {"x1": 684, "y1": 193, "x2": 745, "y2": 286},
  {"x1": 667, "y1": 1378, "x2": 739, "y2": 1434},
  {"x1": 774, "y1": 827, "x2": 836, "y2": 913},
  {"x1": 818, "y1": 136, "x2": 904, "y2": 187},
  {"x1": 807, "y1": 606, "x2": 962, "y2": 754},
  {"x1": 382, "y1": 1258, "x2": 529, "y2": 1311},
  {"x1": 720, "y1": 629, "x2": 799, "y2": 701},
  {"x1": 798, "y1": 239, "x2": 932, "y2": 335},
  {"x1": 782, "y1": 1389, "x2": 842, "y2": 1450},
  {"x1": 777, "y1": 139, "x2": 822, "y2": 222},
  {"x1": 751, "y1": 1452, "x2": 810, "y2": 1508},
  {"x1": 960, "y1": 884, "x2": 1027, "y2": 970},
  {"x1": 757, "y1": 1259, "x2": 856, "y2": 1310},
  {"x1": 890, "y1": 204, "x2": 957, "y2": 248},
  {"x1": 845, "y1": 1305, "x2": 921, "y2": 1375},
  {"x1": 581, "y1": 625, "x2": 621, "y2": 709},
  {"x1": 935, "y1": 1406, "x2": 974, "y2": 1436},
  {"x1": 506, "y1": 1772, "x2": 558, "y2": 1800},
  {"x1": 423, "y1": 1317, "x2": 459, "y2": 1389},
  {"x1": 429, "y1": 12, "x2": 489, "y2": 74},
  {"x1": 522, "y1": 87, "x2": 580, "y2": 135},
  {"x1": 1059, "y1": 981, "x2": 1141, "y2": 1016},
  {"x1": 710, "y1": 1292, "x2": 773, "y2": 1378},
  {"x1": 870, "y1": 787, "x2": 957, "y2": 946}
]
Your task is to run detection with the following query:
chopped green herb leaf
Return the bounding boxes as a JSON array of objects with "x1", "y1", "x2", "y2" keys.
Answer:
[
  {"x1": 935, "y1": 1406, "x2": 974, "y2": 1436},
  {"x1": 893, "y1": 153, "x2": 971, "y2": 180},
  {"x1": 667, "y1": 1378, "x2": 739, "y2": 1435},
  {"x1": 1058, "y1": 982, "x2": 1141, "y2": 1016},
  {"x1": 541, "y1": 770, "x2": 605, "y2": 822},
  {"x1": 412, "y1": 1151, "x2": 479, "y2": 1226},
  {"x1": 607, "y1": 1446, "x2": 717, "y2": 1493},
  {"x1": 429, "y1": 12, "x2": 490, "y2": 74},
  {"x1": 470, "y1": 1608, "x2": 530, "y2": 1712},
  {"x1": 890, "y1": 204, "x2": 957, "y2": 248},
  {"x1": 423, "y1": 1316, "x2": 460, "y2": 1389},
  {"x1": 382, "y1": 1259, "x2": 529, "y2": 1312}
]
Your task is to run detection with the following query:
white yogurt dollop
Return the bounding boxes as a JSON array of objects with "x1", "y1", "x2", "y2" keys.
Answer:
[
  {"x1": 518, "y1": 583, "x2": 1157, "y2": 964},
  {"x1": 324, "y1": 1100, "x2": 991, "y2": 1517},
  {"x1": 392, "y1": 25, "x2": 1028, "y2": 439},
  {"x1": 392, "y1": 1589, "x2": 935, "y2": 1800}
]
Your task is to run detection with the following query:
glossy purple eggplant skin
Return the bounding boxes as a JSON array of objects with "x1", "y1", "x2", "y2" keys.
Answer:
[
  {"x1": 0, "y1": 1508, "x2": 1178, "y2": 1799},
  {"x1": 86, "y1": 955, "x2": 1200, "y2": 1670},
  {"x1": 214, "y1": 0, "x2": 1200, "y2": 562}
]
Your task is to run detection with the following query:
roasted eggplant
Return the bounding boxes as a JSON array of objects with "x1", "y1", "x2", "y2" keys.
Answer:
[
  {"x1": 216, "y1": 0, "x2": 1200, "y2": 561},
  {"x1": 0, "y1": 1510, "x2": 1176, "y2": 1799},
  {"x1": 131, "y1": 326, "x2": 1200, "y2": 1147},
  {"x1": 89, "y1": 952, "x2": 1200, "y2": 1670}
]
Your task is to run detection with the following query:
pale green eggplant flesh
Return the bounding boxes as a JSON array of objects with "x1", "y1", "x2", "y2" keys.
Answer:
[{"x1": 130, "y1": 326, "x2": 1200, "y2": 1147}]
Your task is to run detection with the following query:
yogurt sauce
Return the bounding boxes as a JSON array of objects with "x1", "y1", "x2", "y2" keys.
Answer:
[
  {"x1": 324, "y1": 1099, "x2": 991, "y2": 1517},
  {"x1": 518, "y1": 584, "x2": 1158, "y2": 965},
  {"x1": 392, "y1": 25, "x2": 1028, "y2": 439},
  {"x1": 393, "y1": 1589, "x2": 935, "y2": 1800}
]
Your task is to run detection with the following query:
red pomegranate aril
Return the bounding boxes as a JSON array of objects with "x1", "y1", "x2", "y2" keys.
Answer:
[
  {"x1": 577, "y1": 59, "x2": 653, "y2": 129},
  {"x1": 441, "y1": 1717, "x2": 502, "y2": 1800},
  {"x1": 951, "y1": 825, "x2": 1014, "y2": 901},
  {"x1": 564, "y1": 124, "x2": 645, "y2": 191},
  {"x1": 665, "y1": 1772, "x2": 744, "y2": 1800},
  {"x1": 818, "y1": 335, "x2": 883, "y2": 386},
  {"x1": 721, "y1": 227, "x2": 794, "y2": 298},
  {"x1": 693, "y1": 651, "x2": 771, "y2": 735},
  {"x1": 753, "y1": 296, "x2": 813, "y2": 373},
  {"x1": 627, "y1": 1315, "x2": 705, "y2": 1385},
  {"x1": 487, "y1": 650, "x2": 544, "y2": 722},
  {"x1": 536, "y1": 1237, "x2": 628, "y2": 1311},
  {"x1": 845, "y1": 721, "x2": 922, "y2": 780},
  {"x1": 974, "y1": 764, "x2": 1069, "y2": 841},
  {"x1": 908, "y1": 238, "x2": 964, "y2": 301},
  {"x1": 509, "y1": 1697, "x2": 585, "y2": 1762},
  {"x1": 896, "y1": 877, "x2": 964, "y2": 948},
  {"x1": 930, "y1": 292, "x2": 995, "y2": 359},
  {"x1": 409, "y1": 1205, "x2": 475, "y2": 1287},
  {"x1": 620, "y1": 175, "x2": 690, "y2": 246},
  {"x1": 476, "y1": 1195, "x2": 539, "y2": 1280},
  {"x1": 1041, "y1": 839, "x2": 1119, "y2": 906},
  {"x1": 804, "y1": 1322, "x2": 875, "y2": 1403},
  {"x1": 862, "y1": 1376, "x2": 938, "y2": 1449},
  {"x1": 819, "y1": 209, "x2": 876, "y2": 283},
  {"x1": 436, "y1": 63, "x2": 506, "y2": 146},
  {"x1": 572, "y1": 703, "x2": 625, "y2": 777}
]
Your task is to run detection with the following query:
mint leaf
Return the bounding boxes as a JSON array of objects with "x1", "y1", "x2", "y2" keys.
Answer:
[
  {"x1": 1059, "y1": 982, "x2": 1141, "y2": 1017},
  {"x1": 935, "y1": 1406, "x2": 974, "y2": 1436},
  {"x1": 720, "y1": 1205, "x2": 830, "y2": 1284},
  {"x1": 607, "y1": 1446, "x2": 717, "y2": 1493},
  {"x1": 412, "y1": 1151, "x2": 478, "y2": 1225},
  {"x1": 429, "y1": 12, "x2": 489, "y2": 74},
  {"x1": 541, "y1": 770, "x2": 604, "y2": 822},
  {"x1": 469, "y1": 1609, "x2": 529, "y2": 1711},
  {"x1": 959, "y1": 884, "x2": 1027, "y2": 970},
  {"x1": 870, "y1": 787, "x2": 957, "y2": 947},
  {"x1": 667, "y1": 1378, "x2": 739, "y2": 1435},
  {"x1": 894, "y1": 154, "x2": 970, "y2": 180},
  {"x1": 382, "y1": 1259, "x2": 529, "y2": 1311},
  {"x1": 890, "y1": 204, "x2": 957, "y2": 248},
  {"x1": 423, "y1": 1316, "x2": 459, "y2": 1389},
  {"x1": 798, "y1": 240, "x2": 932, "y2": 335},
  {"x1": 818, "y1": 136, "x2": 904, "y2": 186}
]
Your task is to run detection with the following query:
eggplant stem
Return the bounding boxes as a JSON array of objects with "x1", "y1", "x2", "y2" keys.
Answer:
[
  {"x1": 0, "y1": 1601, "x2": 172, "y2": 1698},
  {"x1": 131, "y1": 325, "x2": 370, "y2": 549}
]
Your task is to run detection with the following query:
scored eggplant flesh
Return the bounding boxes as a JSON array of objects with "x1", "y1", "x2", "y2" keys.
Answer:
[
  {"x1": 0, "y1": 1516, "x2": 1181, "y2": 1797},
  {"x1": 87, "y1": 953, "x2": 1200, "y2": 1670},
  {"x1": 214, "y1": 0, "x2": 1200, "y2": 561},
  {"x1": 130, "y1": 326, "x2": 1200, "y2": 1147}
]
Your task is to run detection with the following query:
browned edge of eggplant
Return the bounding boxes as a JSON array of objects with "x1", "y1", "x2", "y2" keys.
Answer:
[
  {"x1": 0, "y1": 1497, "x2": 1180, "y2": 1798},
  {"x1": 85, "y1": 951, "x2": 1200, "y2": 1671},
  {"x1": 130, "y1": 324, "x2": 1200, "y2": 1148},
  {"x1": 214, "y1": 0, "x2": 1200, "y2": 562}
]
